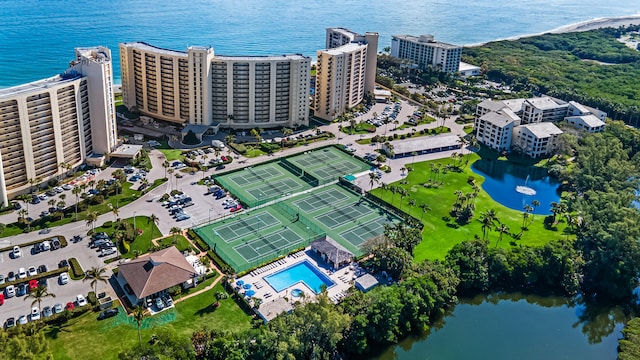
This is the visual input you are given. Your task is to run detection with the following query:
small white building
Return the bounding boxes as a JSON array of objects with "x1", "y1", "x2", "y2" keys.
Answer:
[
  {"x1": 381, "y1": 134, "x2": 461, "y2": 158},
  {"x1": 458, "y1": 61, "x2": 481, "y2": 77},
  {"x1": 355, "y1": 274, "x2": 379, "y2": 292},
  {"x1": 565, "y1": 115, "x2": 605, "y2": 133}
]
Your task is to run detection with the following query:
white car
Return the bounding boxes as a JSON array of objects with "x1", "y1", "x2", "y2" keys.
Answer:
[
  {"x1": 17, "y1": 315, "x2": 28, "y2": 325},
  {"x1": 62, "y1": 184, "x2": 72, "y2": 190},
  {"x1": 12, "y1": 246, "x2": 22, "y2": 258},
  {"x1": 30, "y1": 307, "x2": 40, "y2": 321},
  {"x1": 59, "y1": 272, "x2": 69, "y2": 285},
  {"x1": 76, "y1": 294, "x2": 88, "y2": 307},
  {"x1": 5, "y1": 285, "x2": 16, "y2": 298},
  {"x1": 27, "y1": 266, "x2": 37, "y2": 277},
  {"x1": 155, "y1": 297, "x2": 164, "y2": 310},
  {"x1": 100, "y1": 247, "x2": 117, "y2": 257},
  {"x1": 18, "y1": 267, "x2": 28, "y2": 279}
]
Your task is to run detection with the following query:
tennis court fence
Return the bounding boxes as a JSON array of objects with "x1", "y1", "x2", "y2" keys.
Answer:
[
  {"x1": 273, "y1": 201, "x2": 326, "y2": 238},
  {"x1": 213, "y1": 174, "x2": 280, "y2": 208}
]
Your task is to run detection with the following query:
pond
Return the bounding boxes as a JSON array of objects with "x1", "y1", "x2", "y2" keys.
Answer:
[
  {"x1": 471, "y1": 160, "x2": 561, "y2": 215},
  {"x1": 372, "y1": 293, "x2": 626, "y2": 360}
]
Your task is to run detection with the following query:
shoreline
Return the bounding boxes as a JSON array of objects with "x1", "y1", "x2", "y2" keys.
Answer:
[{"x1": 465, "y1": 14, "x2": 640, "y2": 47}]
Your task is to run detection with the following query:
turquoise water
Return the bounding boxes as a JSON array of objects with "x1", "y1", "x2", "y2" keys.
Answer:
[
  {"x1": 471, "y1": 160, "x2": 561, "y2": 215},
  {"x1": 264, "y1": 260, "x2": 334, "y2": 293},
  {"x1": 373, "y1": 294, "x2": 625, "y2": 360},
  {"x1": 1, "y1": 0, "x2": 639, "y2": 87}
]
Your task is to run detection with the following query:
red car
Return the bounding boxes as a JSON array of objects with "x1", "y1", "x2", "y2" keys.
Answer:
[
  {"x1": 220, "y1": 156, "x2": 227, "y2": 162},
  {"x1": 0, "y1": 293, "x2": 4, "y2": 305},
  {"x1": 65, "y1": 302, "x2": 75, "y2": 311},
  {"x1": 230, "y1": 204, "x2": 243, "y2": 213},
  {"x1": 28, "y1": 279, "x2": 39, "y2": 291}
]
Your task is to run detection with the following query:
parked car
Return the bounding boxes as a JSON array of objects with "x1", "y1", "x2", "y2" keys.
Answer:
[
  {"x1": 94, "y1": 232, "x2": 110, "y2": 240},
  {"x1": 51, "y1": 238, "x2": 61, "y2": 250},
  {"x1": 16, "y1": 284, "x2": 27, "y2": 296},
  {"x1": 53, "y1": 303, "x2": 63, "y2": 314},
  {"x1": 155, "y1": 297, "x2": 164, "y2": 310},
  {"x1": 30, "y1": 307, "x2": 40, "y2": 321},
  {"x1": 42, "y1": 306, "x2": 53, "y2": 318},
  {"x1": 215, "y1": 164, "x2": 226, "y2": 171},
  {"x1": 54, "y1": 186, "x2": 64, "y2": 193},
  {"x1": 41, "y1": 241, "x2": 51, "y2": 251},
  {"x1": 28, "y1": 279, "x2": 38, "y2": 291},
  {"x1": 18, "y1": 267, "x2": 27, "y2": 279},
  {"x1": 27, "y1": 266, "x2": 37, "y2": 277},
  {"x1": 38, "y1": 194, "x2": 48, "y2": 200},
  {"x1": 76, "y1": 294, "x2": 87, "y2": 307},
  {"x1": 0, "y1": 293, "x2": 4, "y2": 305},
  {"x1": 175, "y1": 213, "x2": 191, "y2": 221},
  {"x1": 58, "y1": 259, "x2": 69, "y2": 268},
  {"x1": 230, "y1": 204, "x2": 243, "y2": 213},
  {"x1": 5, "y1": 285, "x2": 15, "y2": 298},
  {"x1": 7, "y1": 271, "x2": 16, "y2": 282},
  {"x1": 59, "y1": 272, "x2": 69, "y2": 285},
  {"x1": 97, "y1": 308, "x2": 119, "y2": 320},
  {"x1": 65, "y1": 302, "x2": 75, "y2": 311},
  {"x1": 12, "y1": 246, "x2": 22, "y2": 258},
  {"x1": 0, "y1": 274, "x2": 4, "y2": 285},
  {"x1": 17, "y1": 315, "x2": 28, "y2": 325},
  {"x1": 62, "y1": 184, "x2": 72, "y2": 190},
  {"x1": 100, "y1": 247, "x2": 117, "y2": 257},
  {"x1": 5, "y1": 317, "x2": 15, "y2": 329},
  {"x1": 38, "y1": 264, "x2": 48, "y2": 274}
]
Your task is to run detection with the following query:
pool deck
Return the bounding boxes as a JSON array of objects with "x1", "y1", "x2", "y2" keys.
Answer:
[{"x1": 236, "y1": 248, "x2": 364, "y2": 305}]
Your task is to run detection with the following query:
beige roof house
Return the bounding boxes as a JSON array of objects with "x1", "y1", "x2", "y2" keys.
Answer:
[{"x1": 118, "y1": 246, "x2": 196, "y2": 300}]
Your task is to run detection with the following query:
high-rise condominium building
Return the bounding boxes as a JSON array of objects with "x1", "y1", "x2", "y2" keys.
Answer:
[
  {"x1": 0, "y1": 47, "x2": 118, "y2": 206},
  {"x1": 390, "y1": 34, "x2": 462, "y2": 73},
  {"x1": 120, "y1": 42, "x2": 311, "y2": 129},
  {"x1": 314, "y1": 28, "x2": 379, "y2": 121}
]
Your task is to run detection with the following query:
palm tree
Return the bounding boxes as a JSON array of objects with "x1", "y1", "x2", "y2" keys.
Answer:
[
  {"x1": 132, "y1": 306, "x2": 147, "y2": 347},
  {"x1": 84, "y1": 266, "x2": 108, "y2": 296},
  {"x1": 85, "y1": 211, "x2": 99, "y2": 233},
  {"x1": 71, "y1": 186, "x2": 82, "y2": 221},
  {"x1": 148, "y1": 214, "x2": 159, "y2": 241},
  {"x1": 167, "y1": 168, "x2": 175, "y2": 191},
  {"x1": 250, "y1": 128, "x2": 263, "y2": 143},
  {"x1": 48, "y1": 198, "x2": 56, "y2": 209},
  {"x1": 550, "y1": 202, "x2": 562, "y2": 222},
  {"x1": 349, "y1": 118, "x2": 357, "y2": 134},
  {"x1": 214, "y1": 291, "x2": 228, "y2": 307},
  {"x1": 495, "y1": 223, "x2": 510, "y2": 248},
  {"x1": 419, "y1": 203, "x2": 431, "y2": 222},
  {"x1": 368, "y1": 172, "x2": 379, "y2": 191},
  {"x1": 408, "y1": 199, "x2": 417, "y2": 209},
  {"x1": 170, "y1": 226, "x2": 182, "y2": 244},
  {"x1": 398, "y1": 188, "x2": 408, "y2": 211},
  {"x1": 24, "y1": 286, "x2": 56, "y2": 316},
  {"x1": 521, "y1": 211, "x2": 529, "y2": 230},
  {"x1": 531, "y1": 200, "x2": 540, "y2": 222},
  {"x1": 224, "y1": 133, "x2": 236, "y2": 145},
  {"x1": 479, "y1": 210, "x2": 498, "y2": 241},
  {"x1": 162, "y1": 160, "x2": 169, "y2": 179},
  {"x1": 111, "y1": 206, "x2": 120, "y2": 221},
  {"x1": 88, "y1": 180, "x2": 96, "y2": 190}
]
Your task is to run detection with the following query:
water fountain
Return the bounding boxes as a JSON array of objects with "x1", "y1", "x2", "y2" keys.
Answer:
[{"x1": 515, "y1": 175, "x2": 537, "y2": 196}]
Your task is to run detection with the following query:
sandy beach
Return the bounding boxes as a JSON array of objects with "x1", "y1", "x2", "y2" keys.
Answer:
[{"x1": 466, "y1": 14, "x2": 640, "y2": 47}]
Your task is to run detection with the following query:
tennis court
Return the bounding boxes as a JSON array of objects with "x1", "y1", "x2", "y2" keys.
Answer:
[
  {"x1": 285, "y1": 184, "x2": 401, "y2": 256},
  {"x1": 286, "y1": 147, "x2": 371, "y2": 184},
  {"x1": 195, "y1": 207, "x2": 324, "y2": 272},
  {"x1": 214, "y1": 162, "x2": 311, "y2": 207}
]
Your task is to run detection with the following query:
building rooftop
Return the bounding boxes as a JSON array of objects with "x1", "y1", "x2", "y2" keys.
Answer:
[
  {"x1": 121, "y1": 42, "x2": 187, "y2": 57},
  {"x1": 519, "y1": 122, "x2": 563, "y2": 138},
  {"x1": 214, "y1": 54, "x2": 309, "y2": 61},
  {"x1": 525, "y1": 97, "x2": 567, "y2": 111},
  {"x1": 311, "y1": 238, "x2": 353, "y2": 267},
  {"x1": 479, "y1": 110, "x2": 518, "y2": 128},
  {"x1": 478, "y1": 99, "x2": 507, "y2": 113},
  {"x1": 320, "y1": 42, "x2": 367, "y2": 55},
  {"x1": 567, "y1": 114, "x2": 605, "y2": 128},
  {"x1": 355, "y1": 274, "x2": 379, "y2": 292},
  {"x1": 110, "y1": 144, "x2": 143, "y2": 158},
  {"x1": 118, "y1": 247, "x2": 196, "y2": 299},
  {"x1": 257, "y1": 297, "x2": 293, "y2": 322},
  {"x1": 388, "y1": 134, "x2": 461, "y2": 154},
  {"x1": 459, "y1": 61, "x2": 480, "y2": 72},
  {"x1": 392, "y1": 34, "x2": 461, "y2": 49},
  {"x1": 0, "y1": 73, "x2": 83, "y2": 98}
]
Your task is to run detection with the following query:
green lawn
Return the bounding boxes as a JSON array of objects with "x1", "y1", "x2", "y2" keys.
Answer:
[
  {"x1": 158, "y1": 149, "x2": 185, "y2": 162},
  {"x1": 157, "y1": 234, "x2": 191, "y2": 252},
  {"x1": 45, "y1": 283, "x2": 252, "y2": 360},
  {"x1": 341, "y1": 123, "x2": 376, "y2": 134},
  {"x1": 371, "y1": 154, "x2": 570, "y2": 261},
  {"x1": 92, "y1": 216, "x2": 161, "y2": 258}
]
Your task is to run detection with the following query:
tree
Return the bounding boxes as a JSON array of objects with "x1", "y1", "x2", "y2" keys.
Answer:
[
  {"x1": 111, "y1": 206, "x2": 120, "y2": 222},
  {"x1": 531, "y1": 200, "x2": 540, "y2": 222},
  {"x1": 368, "y1": 172, "x2": 379, "y2": 191},
  {"x1": 170, "y1": 227, "x2": 182, "y2": 244},
  {"x1": 495, "y1": 223, "x2": 510, "y2": 248},
  {"x1": 349, "y1": 118, "x2": 357, "y2": 134},
  {"x1": 72, "y1": 186, "x2": 82, "y2": 221},
  {"x1": 479, "y1": 209, "x2": 498, "y2": 241},
  {"x1": 132, "y1": 306, "x2": 147, "y2": 347},
  {"x1": 148, "y1": 214, "x2": 159, "y2": 241},
  {"x1": 85, "y1": 210, "x2": 99, "y2": 233},
  {"x1": 419, "y1": 203, "x2": 431, "y2": 222},
  {"x1": 84, "y1": 266, "x2": 108, "y2": 296},
  {"x1": 224, "y1": 133, "x2": 236, "y2": 145},
  {"x1": 24, "y1": 285, "x2": 55, "y2": 315},
  {"x1": 162, "y1": 160, "x2": 169, "y2": 179},
  {"x1": 214, "y1": 291, "x2": 228, "y2": 307},
  {"x1": 384, "y1": 222, "x2": 422, "y2": 254},
  {"x1": 398, "y1": 188, "x2": 408, "y2": 211}
]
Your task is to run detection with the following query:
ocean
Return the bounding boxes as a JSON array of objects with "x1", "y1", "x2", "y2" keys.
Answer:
[{"x1": 1, "y1": 0, "x2": 639, "y2": 87}]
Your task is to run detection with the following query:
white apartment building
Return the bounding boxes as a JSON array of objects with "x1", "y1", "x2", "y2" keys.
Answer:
[
  {"x1": 120, "y1": 42, "x2": 310, "y2": 129},
  {"x1": 390, "y1": 34, "x2": 462, "y2": 73},
  {"x1": 314, "y1": 28, "x2": 379, "y2": 121},
  {"x1": 513, "y1": 123, "x2": 563, "y2": 158},
  {"x1": 0, "y1": 47, "x2": 118, "y2": 206},
  {"x1": 474, "y1": 96, "x2": 606, "y2": 157}
]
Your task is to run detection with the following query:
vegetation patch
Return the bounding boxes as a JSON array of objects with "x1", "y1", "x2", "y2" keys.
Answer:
[{"x1": 68, "y1": 258, "x2": 85, "y2": 280}]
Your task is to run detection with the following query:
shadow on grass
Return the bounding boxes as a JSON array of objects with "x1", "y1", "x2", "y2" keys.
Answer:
[{"x1": 194, "y1": 303, "x2": 217, "y2": 317}]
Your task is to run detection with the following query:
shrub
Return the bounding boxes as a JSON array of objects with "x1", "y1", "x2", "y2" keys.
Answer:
[
  {"x1": 188, "y1": 229, "x2": 210, "y2": 251},
  {"x1": 207, "y1": 251, "x2": 233, "y2": 274},
  {"x1": 68, "y1": 258, "x2": 85, "y2": 280},
  {"x1": 103, "y1": 221, "x2": 113, "y2": 228},
  {"x1": 228, "y1": 142, "x2": 247, "y2": 154},
  {"x1": 87, "y1": 291, "x2": 98, "y2": 306}
]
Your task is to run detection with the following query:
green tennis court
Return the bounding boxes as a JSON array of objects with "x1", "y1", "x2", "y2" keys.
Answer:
[
  {"x1": 286, "y1": 147, "x2": 371, "y2": 185},
  {"x1": 284, "y1": 184, "x2": 402, "y2": 256},
  {"x1": 195, "y1": 207, "x2": 324, "y2": 272}
]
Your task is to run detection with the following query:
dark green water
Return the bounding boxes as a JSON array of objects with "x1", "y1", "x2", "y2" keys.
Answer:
[{"x1": 373, "y1": 293, "x2": 625, "y2": 360}]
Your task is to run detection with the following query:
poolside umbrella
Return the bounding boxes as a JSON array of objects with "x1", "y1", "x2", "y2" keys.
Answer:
[
  {"x1": 245, "y1": 290, "x2": 256, "y2": 297},
  {"x1": 243, "y1": 283, "x2": 252, "y2": 290},
  {"x1": 236, "y1": 280, "x2": 244, "y2": 286}
]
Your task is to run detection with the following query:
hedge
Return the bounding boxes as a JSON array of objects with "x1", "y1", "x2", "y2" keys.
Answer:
[
  {"x1": 188, "y1": 229, "x2": 210, "y2": 252},
  {"x1": 68, "y1": 258, "x2": 85, "y2": 280},
  {"x1": 207, "y1": 251, "x2": 233, "y2": 274}
]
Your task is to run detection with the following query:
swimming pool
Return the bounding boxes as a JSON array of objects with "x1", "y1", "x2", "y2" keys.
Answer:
[{"x1": 265, "y1": 260, "x2": 335, "y2": 294}]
